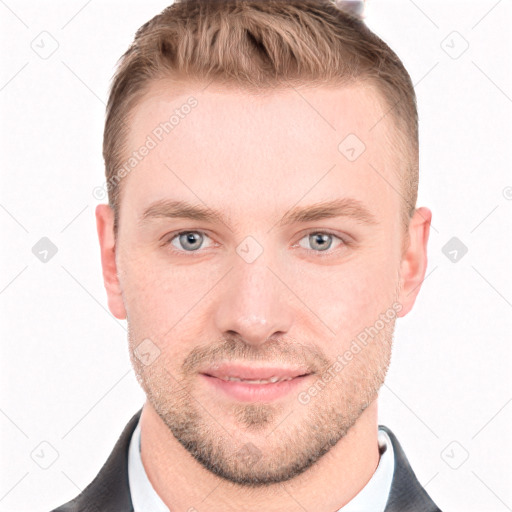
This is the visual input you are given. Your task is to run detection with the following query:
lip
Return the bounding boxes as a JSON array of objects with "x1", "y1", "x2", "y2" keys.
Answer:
[
  {"x1": 200, "y1": 364, "x2": 312, "y2": 402},
  {"x1": 201, "y1": 363, "x2": 310, "y2": 381}
]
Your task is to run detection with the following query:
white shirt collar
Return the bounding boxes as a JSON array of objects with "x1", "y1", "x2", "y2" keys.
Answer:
[
  {"x1": 128, "y1": 419, "x2": 394, "y2": 512},
  {"x1": 128, "y1": 419, "x2": 169, "y2": 512}
]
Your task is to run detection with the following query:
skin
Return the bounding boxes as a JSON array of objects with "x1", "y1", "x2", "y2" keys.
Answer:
[{"x1": 96, "y1": 79, "x2": 431, "y2": 511}]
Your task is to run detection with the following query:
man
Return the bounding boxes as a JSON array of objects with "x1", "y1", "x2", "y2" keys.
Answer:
[{"x1": 51, "y1": 0, "x2": 441, "y2": 510}]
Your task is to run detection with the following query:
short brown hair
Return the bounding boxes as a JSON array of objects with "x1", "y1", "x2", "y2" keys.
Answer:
[{"x1": 103, "y1": 0, "x2": 418, "y2": 236}]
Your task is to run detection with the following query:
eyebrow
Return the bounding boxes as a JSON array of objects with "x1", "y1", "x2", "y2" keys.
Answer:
[
  {"x1": 279, "y1": 198, "x2": 378, "y2": 227},
  {"x1": 139, "y1": 197, "x2": 378, "y2": 229}
]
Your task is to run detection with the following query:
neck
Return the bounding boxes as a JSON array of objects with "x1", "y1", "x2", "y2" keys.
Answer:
[{"x1": 139, "y1": 400, "x2": 381, "y2": 512}]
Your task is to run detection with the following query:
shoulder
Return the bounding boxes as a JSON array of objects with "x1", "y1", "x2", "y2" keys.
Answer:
[
  {"x1": 49, "y1": 409, "x2": 142, "y2": 512},
  {"x1": 379, "y1": 425, "x2": 443, "y2": 512}
]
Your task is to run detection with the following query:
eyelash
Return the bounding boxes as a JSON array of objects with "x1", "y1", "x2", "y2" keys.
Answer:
[{"x1": 163, "y1": 229, "x2": 351, "y2": 259}]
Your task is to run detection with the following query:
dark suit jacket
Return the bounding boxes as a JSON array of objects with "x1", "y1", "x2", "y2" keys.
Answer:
[{"x1": 50, "y1": 408, "x2": 442, "y2": 511}]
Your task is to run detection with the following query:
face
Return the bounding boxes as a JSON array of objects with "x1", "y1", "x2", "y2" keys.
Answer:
[{"x1": 97, "y1": 79, "x2": 430, "y2": 486}]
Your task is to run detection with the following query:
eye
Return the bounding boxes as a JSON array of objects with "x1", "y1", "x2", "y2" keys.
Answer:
[
  {"x1": 163, "y1": 229, "x2": 350, "y2": 258},
  {"x1": 295, "y1": 230, "x2": 347, "y2": 256},
  {"x1": 167, "y1": 231, "x2": 214, "y2": 253}
]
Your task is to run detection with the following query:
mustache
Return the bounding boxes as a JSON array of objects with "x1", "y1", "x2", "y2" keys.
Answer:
[{"x1": 181, "y1": 336, "x2": 330, "y2": 376}]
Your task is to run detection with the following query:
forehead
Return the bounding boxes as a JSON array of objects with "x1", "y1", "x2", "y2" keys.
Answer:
[{"x1": 120, "y1": 79, "x2": 400, "y2": 225}]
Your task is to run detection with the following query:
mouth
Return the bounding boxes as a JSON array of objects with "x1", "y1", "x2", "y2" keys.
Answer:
[
  {"x1": 207, "y1": 375, "x2": 301, "y2": 384},
  {"x1": 199, "y1": 363, "x2": 312, "y2": 401},
  {"x1": 201, "y1": 363, "x2": 311, "y2": 382}
]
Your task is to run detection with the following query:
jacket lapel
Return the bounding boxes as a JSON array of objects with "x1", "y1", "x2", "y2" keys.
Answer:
[
  {"x1": 380, "y1": 425, "x2": 442, "y2": 511},
  {"x1": 51, "y1": 408, "x2": 142, "y2": 512}
]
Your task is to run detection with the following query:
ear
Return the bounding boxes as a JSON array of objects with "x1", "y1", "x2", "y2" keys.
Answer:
[
  {"x1": 95, "y1": 204, "x2": 127, "y2": 320},
  {"x1": 397, "y1": 206, "x2": 432, "y2": 317}
]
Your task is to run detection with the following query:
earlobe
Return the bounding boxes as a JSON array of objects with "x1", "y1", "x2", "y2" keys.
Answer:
[
  {"x1": 95, "y1": 204, "x2": 127, "y2": 320},
  {"x1": 397, "y1": 207, "x2": 432, "y2": 317}
]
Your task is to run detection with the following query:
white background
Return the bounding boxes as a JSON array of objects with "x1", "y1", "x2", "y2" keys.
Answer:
[{"x1": 1, "y1": 1, "x2": 511, "y2": 511}]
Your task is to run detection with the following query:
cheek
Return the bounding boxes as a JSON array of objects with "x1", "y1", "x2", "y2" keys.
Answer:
[
  {"x1": 119, "y1": 251, "x2": 221, "y2": 339},
  {"x1": 118, "y1": 251, "x2": 169, "y2": 329},
  {"x1": 296, "y1": 247, "x2": 399, "y2": 341}
]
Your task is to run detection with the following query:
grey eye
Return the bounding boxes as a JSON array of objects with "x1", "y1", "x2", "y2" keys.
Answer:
[
  {"x1": 172, "y1": 231, "x2": 206, "y2": 251},
  {"x1": 300, "y1": 232, "x2": 337, "y2": 252}
]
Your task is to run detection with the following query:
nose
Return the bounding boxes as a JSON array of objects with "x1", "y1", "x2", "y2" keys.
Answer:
[{"x1": 213, "y1": 255, "x2": 294, "y2": 347}]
